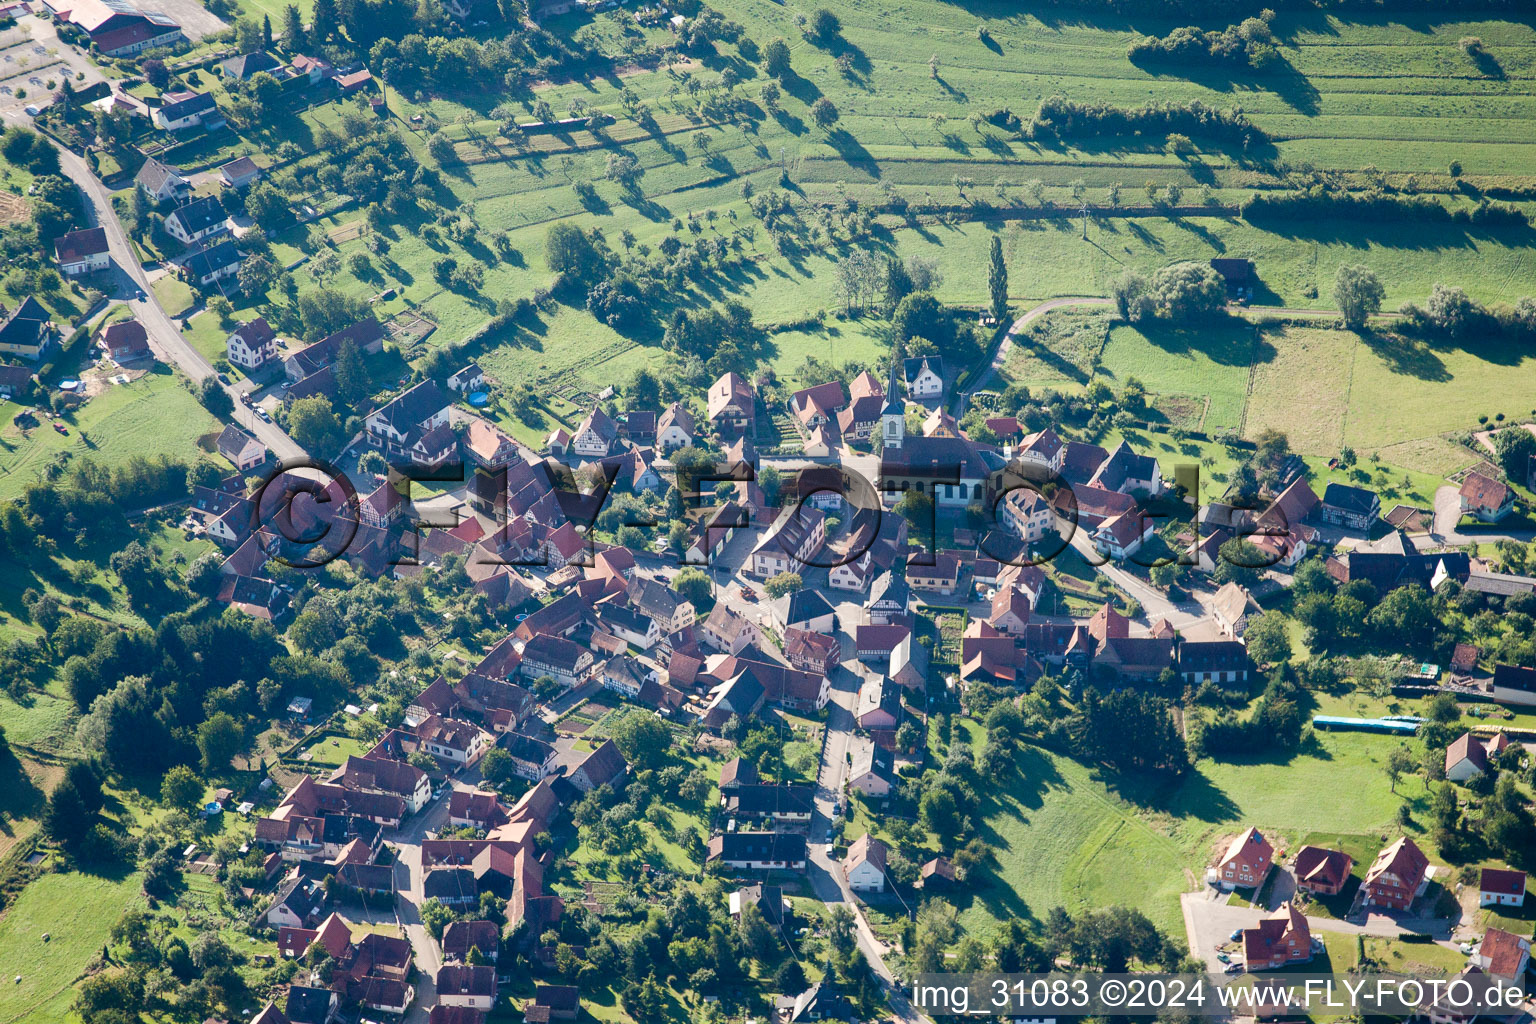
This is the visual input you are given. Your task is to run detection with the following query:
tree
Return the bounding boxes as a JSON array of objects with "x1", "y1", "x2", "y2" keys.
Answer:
[
  {"x1": 1243, "y1": 611, "x2": 1291, "y2": 666},
  {"x1": 546, "y1": 222, "x2": 603, "y2": 283},
  {"x1": 763, "y1": 571, "x2": 802, "y2": 598},
  {"x1": 262, "y1": 13, "x2": 273, "y2": 47},
  {"x1": 161, "y1": 764, "x2": 203, "y2": 811},
  {"x1": 762, "y1": 37, "x2": 792, "y2": 78},
  {"x1": 287, "y1": 395, "x2": 344, "y2": 452},
  {"x1": 807, "y1": 7, "x2": 840, "y2": 43},
  {"x1": 1213, "y1": 537, "x2": 1266, "y2": 587},
  {"x1": 1385, "y1": 745, "x2": 1414, "y2": 793},
  {"x1": 333, "y1": 339, "x2": 369, "y2": 405},
  {"x1": 1492, "y1": 427, "x2": 1536, "y2": 481},
  {"x1": 311, "y1": 0, "x2": 337, "y2": 40},
  {"x1": 427, "y1": 132, "x2": 456, "y2": 164},
  {"x1": 196, "y1": 376, "x2": 232, "y2": 417},
  {"x1": 673, "y1": 567, "x2": 711, "y2": 606},
  {"x1": 197, "y1": 712, "x2": 244, "y2": 772},
  {"x1": 1333, "y1": 264, "x2": 1384, "y2": 329},
  {"x1": 609, "y1": 708, "x2": 672, "y2": 768},
  {"x1": 810, "y1": 97, "x2": 840, "y2": 130},
  {"x1": 142, "y1": 59, "x2": 170, "y2": 89},
  {"x1": 987, "y1": 235, "x2": 1008, "y2": 322},
  {"x1": 1148, "y1": 261, "x2": 1227, "y2": 322},
  {"x1": 480, "y1": 747, "x2": 515, "y2": 788},
  {"x1": 44, "y1": 777, "x2": 92, "y2": 850},
  {"x1": 281, "y1": 3, "x2": 304, "y2": 49}
]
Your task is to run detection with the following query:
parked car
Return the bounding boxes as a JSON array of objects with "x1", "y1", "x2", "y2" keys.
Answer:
[
  {"x1": 256, "y1": 408, "x2": 271, "y2": 422},
  {"x1": 217, "y1": 373, "x2": 230, "y2": 385},
  {"x1": 1224, "y1": 963, "x2": 1245, "y2": 974}
]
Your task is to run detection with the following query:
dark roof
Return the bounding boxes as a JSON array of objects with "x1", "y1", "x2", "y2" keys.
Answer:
[
  {"x1": 1178, "y1": 640, "x2": 1252, "y2": 675},
  {"x1": 0, "y1": 296, "x2": 52, "y2": 351},
  {"x1": 707, "y1": 831, "x2": 807, "y2": 864},
  {"x1": 167, "y1": 194, "x2": 228, "y2": 236},
  {"x1": 1493, "y1": 664, "x2": 1536, "y2": 694},
  {"x1": 725, "y1": 783, "x2": 815, "y2": 817},
  {"x1": 184, "y1": 240, "x2": 242, "y2": 278},
  {"x1": 222, "y1": 50, "x2": 281, "y2": 77},
  {"x1": 1322, "y1": 482, "x2": 1378, "y2": 515},
  {"x1": 574, "y1": 738, "x2": 628, "y2": 789},
  {"x1": 374, "y1": 380, "x2": 450, "y2": 433},
  {"x1": 773, "y1": 588, "x2": 835, "y2": 626},
  {"x1": 902, "y1": 354, "x2": 943, "y2": 383},
  {"x1": 159, "y1": 88, "x2": 217, "y2": 121},
  {"x1": 284, "y1": 987, "x2": 333, "y2": 1024}
]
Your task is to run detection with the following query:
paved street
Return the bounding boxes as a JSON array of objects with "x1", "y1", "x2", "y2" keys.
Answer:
[
  {"x1": 800, "y1": 612, "x2": 931, "y2": 1023},
  {"x1": 21, "y1": 125, "x2": 307, "y2": 463}
]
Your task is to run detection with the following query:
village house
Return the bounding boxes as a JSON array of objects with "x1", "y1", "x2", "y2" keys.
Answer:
[
  {"x1": 1178, "y1": 640, "x2": 1253, "y2": 686},
  {"x1": 790, "y1": 380, "x2": 846, "y2": 430},
  {"x1": 724, "y1": 783, "x2": 815, "y2": 824},
  {"x1": 165, "y1": 194, "x2": 229, "y2": 245},
  {"x1": 442, "y1": 919, "x2": 501, "y2": 964},
  {"x1": 1292, "y1": 845, "x2": 1354, "y2": 896},
  {"x1": 906, "y1": 552, "x2": 962, "y2": 596},
  {"x1": 54, "y1": 227, "x2": 110, "y2": 276},
  {"x1": 998, "y1": 486, "x2": 1054, "y2": 544},
  {"x1": 529, "y1": 986, "x2": 582, "y2": 1022},
  {"x1": 856, "y1": 623, "x2": 910, "y2": 663},
  {"x1": 570, "y1": 404, "x2": 619, "y2": 458},
  {"x1": 284, "y1": 318, "x2": 386, "y2": 382},
  {"x1": 751, "y1": 505, "x2": 826, "y2": 578},
  {"x1": 0, "y1": 297, "x2": 57, "y2": 361},
  {"x1": 226, "y1": 317, "x2": 279, "y2": 372},
  {"x1": 1092, "y1": 509, "x2": 1154, "y2": 560},
  {"x1": 772, "y1": 589, "x2": 836, "y2": 633},
  {"x1": 96, "y1": 319, "x2": 151, "y2": 364},
  {"x1": 0, "y1": 363, "x2": 33, "y2": 401},
  {"x1": 1445, "y1": 731, "x2": 1510, "y2": 782},
  {"x1": 1474, "y1": 928, "x2": 1531, "y2": 980},
  {"x1": 183, "y1": 240, "x2": 244, "y2": 288},
  {"x1": 700, "y1": 604, "x2": 762, "y2": 653},
  {"x1": 519, "y1": 633, "x2": 594, "y2": 686},
  {"x1": 842, "y1": 833, "x2": 888, "y2": 893},
  {"x1": 364, "y1": 381, "x2": 454, "y2": 468},
  {"x1": 218, "y1": 155, "x2": 262, "y2": 189},
  {"x1": 135, "y1": 157, "x2": 190, "y2": 202},
  {"x1": 1362, "y1": 836, "x2": 1430, "y2": 910},
  {"x1": 436, "y1": 965, "x2": 496, "y2": 1010},
  {"x1": 448, "y1": 789, "x2": 507, "y2": 830},
  {"x1": 1212, "y1": 581, "x2": 1261, "y2": 639},
  {"x1": 1089, "y1": 440, "x2": 1164, "y2": 495},
  {"x1": 1459, "y1": 471, "x2": 1516, "y2": 523},
  {"x1": 216, "y1": 424, "x2": 265, "y2": 471},
  {"x1": 902, "y1": 355, "x2": 944, "y2": 400},
  {"x1": 569, "y1": 739, "x2": 628, "y2": 793},
  {"x1": 864, "y1": 572, "x2": 910, "y2": 624},
  {"x1": 848, "y1": 742, "x2": 896, "y2": 798},
  {"x1": 1319, "y1": 482, "x2": 1380, "y2": 532},
  {"x1": 503, "y1": 733, "x2": 558, "y2": 781},
  {"x1": 784, "y1": 628, "x2": 839, "y2": 676},
  {"x1": 1478, "y1": 868, "x2": 1527, "y2": 908},
  {"x1": 706, "y1": 832, "x2": 807, "y2": 871},
  {"x1": 1492, "y1": 664, "x2": 1536, "y2": 706},
  {"x1": 1242, "y1": 902, "x2": 1313, "y2": 970},
  {"x1": 855, "y1": 676, "x2": 901, "y2": 731},
  {"x1": 707, "y1": 370, "x2": 756, "y2": 436},
  {"x1": 1216, "y1": 827, "x2": 1274, "y2": 890},
  {"x1": 655, "y1": 401, "x2": 696, "y2": 451}
]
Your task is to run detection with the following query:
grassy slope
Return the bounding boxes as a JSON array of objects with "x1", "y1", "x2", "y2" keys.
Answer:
[
  {"x1": 956, "y1": 725, "x2": 1414, "y2": 943},
  {"x1": 0, "y1": 370, "x2": 219, "y2": 502},
  {"x1": 0, "y1": 871, "x2": 145, "y2": 1024}
]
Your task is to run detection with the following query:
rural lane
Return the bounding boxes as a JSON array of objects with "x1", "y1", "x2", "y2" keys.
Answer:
[{"x1": 27, "y1": 126, "x2": 306, "y2": 462}]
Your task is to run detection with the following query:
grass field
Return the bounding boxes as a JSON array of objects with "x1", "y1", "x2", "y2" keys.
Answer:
[
  {"x1": 1097, "y1": 322, "x2": 1258, "y2": 435},
  {"x1": 0, "y1": 871, "x2": 144, "y2": 1024},
  {"x1": 0, "y1": 369, "x2": 219, "y2": 501},
  {"x1": 953, "y1": 720, "x2": 1415, "y2": 942}
]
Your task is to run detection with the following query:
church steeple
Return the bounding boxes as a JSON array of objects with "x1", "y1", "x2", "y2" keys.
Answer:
[{"x1": 881, "y1": 349, "x2": 904, "y2": 450}]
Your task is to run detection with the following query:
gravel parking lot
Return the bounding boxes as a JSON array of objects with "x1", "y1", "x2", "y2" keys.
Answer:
[{"x1": 134, "y1": 0, "x2": 229, "y2": 41}]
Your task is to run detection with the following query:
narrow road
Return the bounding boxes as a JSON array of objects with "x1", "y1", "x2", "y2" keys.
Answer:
[
  {"x1": 952, "y1": 296, "x2": 1112, "y2": 418},
  {"x1": 34, "y1": 130, "x2": 306, "y2": 462},
  {"x1": 807, "y1": 641, "x2": 930, "y2": 1023}
]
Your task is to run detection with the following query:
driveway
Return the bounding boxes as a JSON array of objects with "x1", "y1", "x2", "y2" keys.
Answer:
[
  {"x1": 1431, "y1": 484, "x2": 1536, "y2": 548},
  {"x1": 1180, "y1": 890, "x2": 1457, "y2": 973}
]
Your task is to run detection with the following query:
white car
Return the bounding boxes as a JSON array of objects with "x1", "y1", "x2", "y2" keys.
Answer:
[{"x1": 22, "y1": 105, "x2": 37, "y2": 116}]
